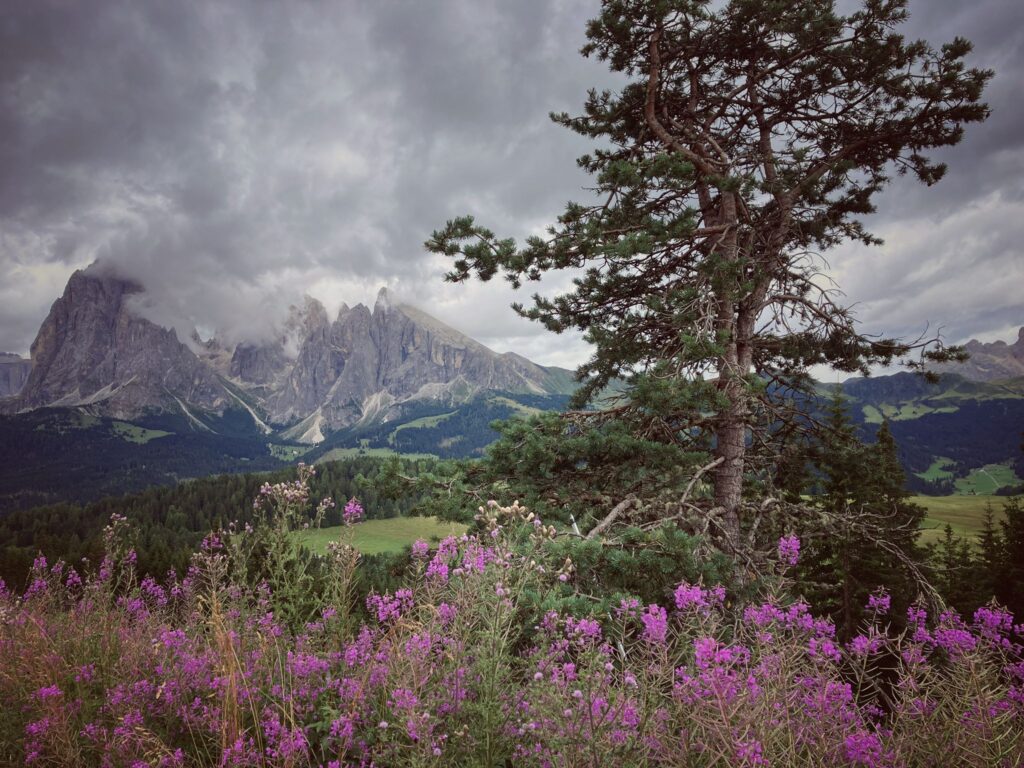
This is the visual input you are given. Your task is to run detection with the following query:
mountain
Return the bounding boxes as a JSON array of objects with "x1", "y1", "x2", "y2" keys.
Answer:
[
  {"x1": 6, "y1": 269, "x2": 231, "y2": 420},
  {"x1": 0, "y1": 266, "x2": 583, "y2": 511},
  {"x1": 928, "y1": 327, "x2": 1024, "y2": 382},
  {"x1": 0, "y1": 354, "x2": 31, "y2": 397},
  {"x1": 833, "y1": 372, "x2": 1024, "y2": 495},
  {"x1": 267, "y1": 289, "x2": 571, "y2": 441},
  {"x1": 1, "y1": 266, "x2": 577, "y2": 442}
]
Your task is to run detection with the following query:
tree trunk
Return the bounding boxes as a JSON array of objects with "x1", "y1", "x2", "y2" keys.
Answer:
[
  {"x1": 714, "y1": 381, "x2": 747, "y2": 550},
  {"x1": 711, "y1": 190, "x2": 748, "y2": 553}
]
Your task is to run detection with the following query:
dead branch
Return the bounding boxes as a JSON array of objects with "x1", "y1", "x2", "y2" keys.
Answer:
[{"x1": 586, "y1": 496, "x2": 637, "y2": 540}]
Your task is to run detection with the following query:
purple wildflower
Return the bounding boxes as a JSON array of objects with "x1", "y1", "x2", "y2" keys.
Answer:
[
  {"x1": 778, "y1": 534, "x2": 800, "y2": 567},
  {"x1": 343, "y1": 497, "x2": 364, "y2": 525}
]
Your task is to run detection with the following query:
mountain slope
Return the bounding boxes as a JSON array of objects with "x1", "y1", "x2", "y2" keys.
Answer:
[
  {"x1": 1, "y1": 266, "x2": 578, "y2": 442},
  {"x1": 928, "y1": 327, "x2": 1024, "y2": 382},
  {"x1": 834, "y1": 372, "x2": 1024, "y2": 494}
]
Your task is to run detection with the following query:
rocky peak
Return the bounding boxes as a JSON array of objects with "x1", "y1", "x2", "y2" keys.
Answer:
[
  {"x1": 4, "y1": 267, "x2": 577, "y2": 438},
  {"x1": 229, "y1": 296, "x2": 330, "y2": 386},
  {"x1": 374, "y1": 286, "x2": 392, "y2": 314},
  {"x1": 928, "y1": 327, "x2": 1024, "y2": 382},
  {"x1": 4, "y1": 268, "x2": 228, "y2": 417}
]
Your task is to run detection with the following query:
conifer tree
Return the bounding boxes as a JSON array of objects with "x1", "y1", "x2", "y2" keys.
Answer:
[
  {"x1": 427, "y1": 0, "x2": 989, "y2": 548},
  {"x1": 929, "y1": 524, "x2": 983, "y2": 616},
  {"x1": 995, "y1": 496, "x2": 1024, "y2": 618},
  {"x1": 799, "y1": 396, "x2": 924, "y2": 635}
]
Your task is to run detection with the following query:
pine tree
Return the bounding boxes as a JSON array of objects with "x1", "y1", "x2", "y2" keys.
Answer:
[
  {"x1": 800, "y1": 396, "x2": 925, "y2": 636},
  {"x1": 427, "y1": 0, "x2": 989, "y2": 549},
  {"x1": 995, "y1": 496, "x2": 1024, "y2": 619},
  {"x1": 929, "y1": 524, "x2": 983, "y2": 616}
]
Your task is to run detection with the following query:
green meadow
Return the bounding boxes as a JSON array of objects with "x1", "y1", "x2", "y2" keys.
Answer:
[
  {"x1": 953, "y1": 462, "x2": 1021, "y2": 495},
  {"x1": 913, "y1": 494, "x2": 1010, "y2": 544},
  {"x1": 298, "y1": 516, "x2": 468, "y2": 555}
]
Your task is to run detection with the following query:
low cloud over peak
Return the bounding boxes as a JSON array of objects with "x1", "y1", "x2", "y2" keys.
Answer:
[{"x1": 1, "y1": 0, "x2": 1020, "y2": 368}]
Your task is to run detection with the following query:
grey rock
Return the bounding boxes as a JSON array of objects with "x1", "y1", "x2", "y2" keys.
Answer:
[
  {"x1": 0, "y1": 354, "x2": 31, "y2": 396},
  {"x1": 266, "y1": 288, "x2": 573, "y2": 436},
  {"x1": 3, "y1": 267, "x2": 229, "y2": 419},
  {"x1": 928, "y1": 327, "x2": 1024, "y2": 382},
  {"x1": 3, "y1": 269, "x2": 578, "y2": 441}
]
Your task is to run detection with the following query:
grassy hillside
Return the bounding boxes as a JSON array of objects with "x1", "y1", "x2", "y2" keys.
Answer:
[
  {"x1": 913, "y1": 494, "x2": 1010, "y2": 544},
  {"x1": 838, "y1": 375, "x2": 1024, "y2": 494},
  {"x1": 297, "y1": 516, "x2": 467, "y2": 555}
]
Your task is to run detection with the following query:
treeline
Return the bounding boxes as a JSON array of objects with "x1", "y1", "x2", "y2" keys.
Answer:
[
  {"x1": 928, "y1": 497, "x2": 1024, "y2": 620},
  {"x1": 870, "y1": 400, "x2": 1024, "y2": 494},
  {"x1": 0, "y1": 408, "x2": 279, "y2": 512},
  {"x1": 307, "y1": 393, "x2": 573, "y2": 460},
  {"x1": 0, "y1": 456, "x2": 428, "y2": 590}
]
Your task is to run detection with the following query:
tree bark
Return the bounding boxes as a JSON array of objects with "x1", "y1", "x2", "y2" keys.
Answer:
[
  {"x1": 711, "y1": 190, "x2": 747, "y2": 552},
  {"x1": 714, "y1": 382, "x2": 747, "y2": 550}
]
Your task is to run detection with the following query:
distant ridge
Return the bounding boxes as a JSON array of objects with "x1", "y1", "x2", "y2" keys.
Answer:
[
  {"x1": 928, "y1": 327, "x2": 1024, "y2": 382},
  {"x1": 0, "y1": 266, "x2": 578, "y2": 442}
]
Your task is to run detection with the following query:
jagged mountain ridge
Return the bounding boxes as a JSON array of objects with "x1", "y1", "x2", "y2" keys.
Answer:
[
  {"x1": 1, "y1": 267, "x2": 577, "y2": 441},
  {"x1": 927, "y1": 328, "x2": 1024, "y2": 382},
  {"x1": 11, "y1": 270, "x2": 228, "y2": 420}
]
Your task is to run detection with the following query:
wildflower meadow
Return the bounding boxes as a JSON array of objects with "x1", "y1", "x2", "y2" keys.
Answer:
[{"x1": 1, "y1": 468, "x2": 1022, "y2": 766}]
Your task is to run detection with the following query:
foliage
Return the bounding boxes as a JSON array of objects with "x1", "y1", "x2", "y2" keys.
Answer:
[
  {"x1": 427, "y1": 0, "x2": 989, "y2": 543},
  {"x1": 483, "y1": 404, "x2": 709, "y2": 527},
  {"x1": 788, "y1": 396, "x2": 925, "y2": 637},
  {"x1": 2, "y1": 489, "x2": 1022, "y2": 766},
  {"x1": 926, "y1": 497, "x2": 1024, "y2": 622},
  {"x1": 0, "y1": 456, "x2": 422, "y2": 591}
]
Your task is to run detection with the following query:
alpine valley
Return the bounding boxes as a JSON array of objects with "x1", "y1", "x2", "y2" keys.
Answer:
[{"x1": 0, "y1": 264, "x2": 1021, "y2": 511}]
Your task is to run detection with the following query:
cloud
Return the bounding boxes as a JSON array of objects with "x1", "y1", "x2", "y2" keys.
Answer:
[
  {"x1": 0, "y1": 0, "x2": 1019, "y2": 369},
  {"x1": 828, "y1": 191, "x2": 1024, "y2": 346}
]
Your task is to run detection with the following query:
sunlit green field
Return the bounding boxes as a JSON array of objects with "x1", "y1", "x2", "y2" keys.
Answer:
[
  {"x1": 295, "y1": 498, "x2": 1013, "y2": 552},
  {"x1": 953, "y1": 462, "x2": 1021, "y2": 495},
  {"x1": 298, "y1": 516, "x2": 468, "y2": 555},
  {"x1": 913, "y1": 494, "x2": 1010, "y2": 544},
  {"x1": 314, "y1": 446, "x2": 437, "y2": 464}
]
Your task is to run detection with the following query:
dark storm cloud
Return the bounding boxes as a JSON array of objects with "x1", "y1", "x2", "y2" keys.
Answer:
[
  {"x1": 0, "y1": 0, "x2": 1020, "y2": 364},
  {"x1": 825, "y1": 0, "x2": 1024, "y2": 347}
]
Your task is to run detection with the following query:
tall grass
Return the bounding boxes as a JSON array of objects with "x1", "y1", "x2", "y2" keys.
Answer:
[{"x1": 1, "y1": 469, "x2": 1021, "y2": 766}]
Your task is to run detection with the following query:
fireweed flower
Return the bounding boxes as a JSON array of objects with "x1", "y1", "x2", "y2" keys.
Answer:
[
  {"x1": 366, "y1": 588, "x2": 414, "y2": 623},
  {"x1": 674, "y1": 582, "x2": 707, "y2": 612},
  {"x1": 5, "y1": 484, "x2": 1024, "y2": 767},
  {"x1": 867, "y1": 590, "x2": 891, "y2": 616},
  {"x1": 411, "y1": 539, "x2": 430, "y2": 559},
  {"x1": 641, "y1": 605, "x2": 669, "y2": 645},
  {"x1": 343, "y1": 497, "x2": 364, "y2": 526},
  {"x1": 778, "y1": 535, "x2": 800, "y2": 567}
]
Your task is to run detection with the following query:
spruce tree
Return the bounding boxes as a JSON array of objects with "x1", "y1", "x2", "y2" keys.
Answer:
[
  {"x1": 427, "y1": 0, "x2": 989, "y2": 548},
  {"x1": 800, "y1": 397, "x2": 924, "y2": 636},
  {"x1": 995, "y1": 496, "x2": 1024, "y2": 619}
]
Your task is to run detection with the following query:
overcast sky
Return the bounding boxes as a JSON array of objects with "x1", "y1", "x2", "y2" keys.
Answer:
[{"x1": 1, "y1": 0, "x2": 1021, "y2": 370}]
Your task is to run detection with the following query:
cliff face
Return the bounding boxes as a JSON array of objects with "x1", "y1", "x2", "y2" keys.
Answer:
[
  {"x1": 0, "y1": 354, "x2": 31, "y2": 396},
  {"x1": 267, "y1": 289, "x2": 565, "y2": 435},
  {"x1": 5, "y1": 269, "x2": 230, "y2": 418},
  {"x1": 3, "y1": 272, "x2": 576, "y2": 441},
  {"x1": 928, "y1": 328, "x2": 1024, "y2": 382}
]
